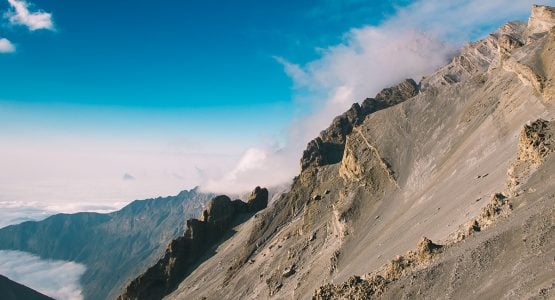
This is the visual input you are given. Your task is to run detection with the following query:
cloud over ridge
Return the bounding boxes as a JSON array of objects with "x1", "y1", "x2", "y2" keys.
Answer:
[{"x1": 200, "y1": 0, "x2": 554, "y2": 194}]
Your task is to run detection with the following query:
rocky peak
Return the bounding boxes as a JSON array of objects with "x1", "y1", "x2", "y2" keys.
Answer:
[
  {"x1": 199, "y1": 195, "x2": 236, "y2": 230},
  {"x1": 247, "y1": 186, "x2": 269, "y2": 212},
  {"x1": 528, "y1": 5, "x2": 555, "y2": 35},
  {"x1": 300, "y1": 79, "x2": 418, "y2": 170},
  {"x1": 374, "y1": 78, "x2": 420, "y2": 105}
]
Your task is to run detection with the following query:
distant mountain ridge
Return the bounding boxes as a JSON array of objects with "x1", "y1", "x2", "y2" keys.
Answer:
[{"x1": 0, "y1": 187, "x2": 214, "y2": 300}]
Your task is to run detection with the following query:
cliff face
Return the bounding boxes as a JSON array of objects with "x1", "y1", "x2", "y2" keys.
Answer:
[
  {"x1": 160, "y1": 6, "x2": 555, "y2": 300},
  {"x1": 118, "y1": 187, "x2": 269, "y2": 300}
]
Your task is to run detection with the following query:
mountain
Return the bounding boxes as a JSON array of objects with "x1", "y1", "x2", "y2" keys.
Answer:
[
  {"x1": 0, "y1": 274, "x2": 54, "y2": 300},
  {"x1": 122, "y1": 5, "x2": 555, "y2": 299},
  {"x1": 0, "y1": 187, "x2": 214, "y2": 300},
  {"x1": 119, "y1": 187, "x2": 269, "y2": 300}
]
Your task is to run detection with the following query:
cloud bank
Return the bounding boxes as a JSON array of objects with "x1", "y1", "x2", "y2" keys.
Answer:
[
  {"x1": 0, "y1": 37, "x2": 15, "y2": 53},
  {"x1": 0, "y1": 200, "x2": 124, "y2": 229},
  {"x1": 201, "y1": 0, "x2": 553, "y2": 194},
  {"x1": 0, "y1": 250, "x2": 86, "y2": 300},
  {"x1": 5, "y1": 0, "x2": 54, "y2": 31}
]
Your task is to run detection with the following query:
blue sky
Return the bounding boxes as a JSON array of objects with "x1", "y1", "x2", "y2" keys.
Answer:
[
  {"x1": 0, "y1": 0, "x2": 408, "y2": 109},
  {"x1": 0, "y1": 0, "x2": 418, "y2": 155},
  {"x1": 0, "y1": 0, "x2": 552, "y2": 212}
]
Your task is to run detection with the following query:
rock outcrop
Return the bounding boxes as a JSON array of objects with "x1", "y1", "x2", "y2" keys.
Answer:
[
  {"x1": 508, "y1": 119, "x2": 554, "y2": 195},
  {"x1": 313, "y1": 237, "x2": 442, "y2": 299},
  {"x1": 528, "y1": 5, "x2": 555, "y2": 35},
  {"x1": 247, "y1": 186, "x2": 269, "y2": 212},
  {"x1": 118, "y1": 187, "x2": 268, "y2": 300}
]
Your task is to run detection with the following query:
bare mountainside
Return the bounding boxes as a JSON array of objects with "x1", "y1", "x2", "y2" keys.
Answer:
[{"x1": 123, "y1": 5, "x2": 555, "y2": 300}]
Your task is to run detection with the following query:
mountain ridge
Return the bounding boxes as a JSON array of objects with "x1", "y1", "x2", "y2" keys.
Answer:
[{"x1": 155, "y1": 5, "x2": 555, "y2": 299}]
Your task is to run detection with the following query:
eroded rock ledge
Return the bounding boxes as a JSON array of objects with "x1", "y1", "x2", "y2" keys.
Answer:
[
  {"x1": 118, "y1": 187, "x2": 268, "y2": 300},
  {"x1": 313, "y1": 237, "x2": 442, "y2": 299}
]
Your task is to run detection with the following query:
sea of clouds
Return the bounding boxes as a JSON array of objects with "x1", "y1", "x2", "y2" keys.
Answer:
[{"x1": 0, "y1": 250, "x2": 86, "y2": 300}]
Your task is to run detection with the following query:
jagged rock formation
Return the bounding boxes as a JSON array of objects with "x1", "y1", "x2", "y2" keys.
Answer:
[
  {"x1": 0, "y1": 275, "x2": 54, "y2": 300},
  {"x1": 529, "y1": 5, "x2": 555, "y2": 35},
  {"x1": 0, "y1": 188, "x2": 214, "y2": 300},
  {"x1": 300, "y1": 78, "x2": 419, "y2": 170},
  {"x1": 508, "y1": 118, "x2": 555, "y2": 195},
  {"x1": 118, "y1": 187, "x2": 268, "y2": 300},
  {"x1": 152, "y1": 6, "x2": 554, "y2": 300},
  {"x1": 246, "y1": 186, "x2": 270, "y2": 212}
]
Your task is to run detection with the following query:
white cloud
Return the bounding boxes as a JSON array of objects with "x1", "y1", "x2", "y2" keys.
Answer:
[
  {"x1": 273, "y1": 56, "x2": 310, "y2": 89},
  {"x1": 202, "y1": 147, "x2": 294, "y2": 193},
  {"x1": 0, "y1": 250, "x2": 86, "y2": 300},
  {"x1": 200, "y1": 0, "x2": 553, "y2": 194},
  {"x1": 6, "y1": 0, "x2": 54, "y2": 31},
  {"x1": 0, "y1": 38, "x2": 15, "y2": 53}
]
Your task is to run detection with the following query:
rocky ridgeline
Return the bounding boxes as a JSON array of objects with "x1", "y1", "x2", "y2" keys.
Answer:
[
  {"x1": 300, "y1": 79, "x2": 419, "y2": 170},
  {"x1": 422, "y1": 5, "x2": 555, "y2": 97},
  {"x1": 118, "y1": 187, "x2": 268, "y2": 300},
  {"x1": 227, "y1": 78, "x2": 421, "y2": 285}
]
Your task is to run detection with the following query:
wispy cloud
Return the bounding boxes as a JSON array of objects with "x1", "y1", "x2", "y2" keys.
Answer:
[
  {"x1": 0, "y1": 250, "x2": 86, "y2": 300},
  {"x1": 0, "y1": 37, "x2": 15, "y2": 53},
  {"x1": 273, "y1": 56, "x2": 310, "y2": 89},
  {"x1": 201, "y1": 0, "x2": 553, "y2": 194},
  {"x1": 5, "y1": 0, "x2": 54, "y2": 31}
]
